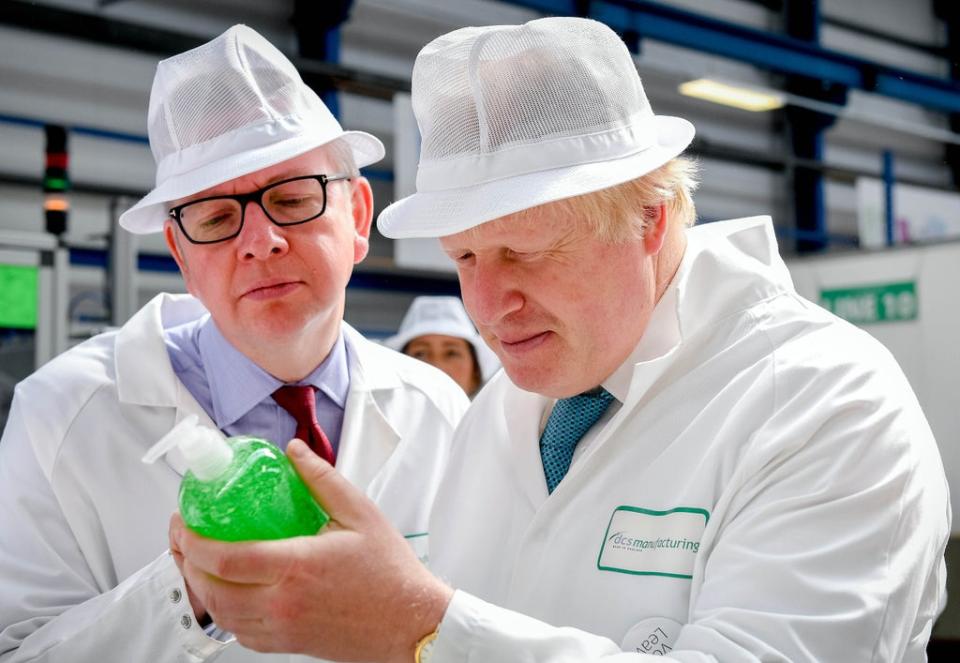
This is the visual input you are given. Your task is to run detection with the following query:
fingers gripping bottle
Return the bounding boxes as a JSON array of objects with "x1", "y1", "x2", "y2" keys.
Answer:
[{"x1": 143, "y1": 415, "x2": 329, "y2": 541}]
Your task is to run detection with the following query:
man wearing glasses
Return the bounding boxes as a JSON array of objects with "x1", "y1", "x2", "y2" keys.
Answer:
[{"x1": 0, "y1": 25, "x2": 468, "y2": 663}]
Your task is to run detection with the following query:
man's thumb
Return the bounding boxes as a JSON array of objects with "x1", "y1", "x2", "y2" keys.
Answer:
[{"x1": 286, "y1": 438, "x2": 371, "y2": 526}]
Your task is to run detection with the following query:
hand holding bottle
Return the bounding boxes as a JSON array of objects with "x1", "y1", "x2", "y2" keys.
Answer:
[
  {"x1": 145, "y1": 416, "x2": 331, "y2": 622},
  {"x1": 143, "y1": 415, "x2": 329, "y2": 542},
  {"x1": 170, "y1": 439, "x2": 454, "y2": 662}
]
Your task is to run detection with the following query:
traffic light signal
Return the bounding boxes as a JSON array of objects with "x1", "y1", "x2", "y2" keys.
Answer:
[{"x1": 44, "y1": 124, "x2": 69, "y2": 237}]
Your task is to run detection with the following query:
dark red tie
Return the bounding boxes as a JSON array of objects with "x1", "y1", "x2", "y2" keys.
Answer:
[{"x1": 271, "y1": 385, "x2": 336, "y2": 464}]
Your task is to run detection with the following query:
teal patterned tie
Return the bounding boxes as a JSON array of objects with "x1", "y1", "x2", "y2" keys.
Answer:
[{"x1": 539, "y1": 389, "x2": 615, "y2": 493}]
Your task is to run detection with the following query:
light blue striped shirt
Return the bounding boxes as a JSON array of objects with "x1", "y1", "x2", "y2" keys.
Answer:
[{"x1": 163, "y1": 314, "x2": 349, "y2": 454}]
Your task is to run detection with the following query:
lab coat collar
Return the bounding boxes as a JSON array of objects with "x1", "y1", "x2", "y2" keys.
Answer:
[
  {"x1": 492, "y1": 217, "x2": 794, "y2": 507},
  {"x1": 115, "y1": 294, "x2": 231, "y2": 475},
  {"x1": 601, "y1": 277, "x2": 681, "y2": 404},
  {"x1": 200, "y1": 319, "x2": 351, "y2": 430},
  {"x1": 116, "y1": 295, "x2": 403, "y2": 480},
  {"x1": 115, "y1": 294, "x2": 402, "y2": 405},
  {"x1": 527, "y1": 216, "x2": 793, "y2": 503},
  {"x1": 603, "y1": 216, "x2": 792, "y2": 407},
  {"x1": 115, "y1": 293, "x2": 206, "y2": 408},
  {"x1": 676, "y1": 215, "x2": 793, "y2": 341},
  {"x1": 340, "y1": 323, "x2": 404, "y2": 392},
  {"x1": 333, "y1": 324, "x2": 403, "y2": 488}
]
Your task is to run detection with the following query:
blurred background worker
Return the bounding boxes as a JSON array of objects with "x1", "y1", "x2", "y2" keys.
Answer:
[{"x1": 385, "y1": 296, "x2": 499, "y2": 397}]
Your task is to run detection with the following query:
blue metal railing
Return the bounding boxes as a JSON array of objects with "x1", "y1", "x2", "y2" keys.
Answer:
[{"x1": 504, "y1": 0, "x2": 960, "y2": 113}]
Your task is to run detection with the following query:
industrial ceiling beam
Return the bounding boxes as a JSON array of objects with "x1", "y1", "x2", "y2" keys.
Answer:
[
  {"x1": 0, "y1": 0, "x2": 410, "y2": 101},
  {"x1": 507, "y1": 0, "x2": 960, "y2": 114}
]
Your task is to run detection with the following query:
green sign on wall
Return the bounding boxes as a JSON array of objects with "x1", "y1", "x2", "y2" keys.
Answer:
[
  {"x1": 819, "y1": 281, "x2": 918, "y2": 325},
  {"x1": 0, "y1": 263, "x2": 39, "y2": 329}
]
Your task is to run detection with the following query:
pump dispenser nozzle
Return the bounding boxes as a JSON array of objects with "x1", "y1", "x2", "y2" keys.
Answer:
[
  {"x1": 142, "y1": 414, "x2": 233, "y2": 481},
  {"x1": 143, "y1": 415, "x2": 329, "y2": 541}
]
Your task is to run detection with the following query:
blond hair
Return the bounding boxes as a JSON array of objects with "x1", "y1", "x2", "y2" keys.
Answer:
[{"x1": 514, "y1": 157, "x2": 699, "y2": 242}]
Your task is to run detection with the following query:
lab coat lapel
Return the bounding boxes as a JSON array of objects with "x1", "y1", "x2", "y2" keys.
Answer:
[
  {"x1": 335, "y1": 383, "x2": 400, "y2": 491},
  {"x1": 114, "y1": 293, "x2": 220, "y2": 477},
  {"x1": 502, "y1": 386, "x2": 553, "y2": 509},
  {"x1": 555, "y1": 350, "x2": 682, "y2": 498},
  {"x1": 334, "y1": 325, "x2": 401, "y2": 491}
]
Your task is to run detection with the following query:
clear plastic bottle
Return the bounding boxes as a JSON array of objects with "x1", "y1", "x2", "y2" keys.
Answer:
[{"x1": 143, "y1": 415, "x2": 329, "y2": 541}]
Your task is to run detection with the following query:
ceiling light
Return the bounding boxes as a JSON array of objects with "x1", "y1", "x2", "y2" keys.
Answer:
[{"x1": 679, "y1": 78, "x2": 785, "y2": 112}]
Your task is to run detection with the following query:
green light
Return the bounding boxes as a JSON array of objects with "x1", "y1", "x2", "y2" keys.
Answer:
[
  {"x1": 44, "y1": 177, "x2": 69, "y2": 191},
  {"x1": 0, "y1": 264, "x2": 38, "y2": 329}
]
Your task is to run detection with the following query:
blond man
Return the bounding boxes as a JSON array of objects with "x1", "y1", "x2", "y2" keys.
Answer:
[{"x1": 174, "y1": 17, "x2": 949, "y2": 663}]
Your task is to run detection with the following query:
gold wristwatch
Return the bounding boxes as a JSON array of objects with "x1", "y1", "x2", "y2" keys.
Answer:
[{"x1": 414, "y1": 628, "x2": 439, "y2": 663}]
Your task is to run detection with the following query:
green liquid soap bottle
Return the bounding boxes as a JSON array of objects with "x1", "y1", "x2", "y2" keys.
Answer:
[{"x1": 142, "y1": 415, "x2": 329, "y2": 542}]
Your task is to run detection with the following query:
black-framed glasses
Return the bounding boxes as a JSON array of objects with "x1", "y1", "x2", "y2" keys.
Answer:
[{"x1": 168, "y1": 173, "x2": 352, "y2": 244}]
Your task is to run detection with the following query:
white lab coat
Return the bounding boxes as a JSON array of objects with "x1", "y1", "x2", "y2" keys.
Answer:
[
  {"x1": 429, "y1": 217, "x2": 951, "y2": 663},
  {"x1": 0, "y1": 293, "x2": 469, "y2": 663}
]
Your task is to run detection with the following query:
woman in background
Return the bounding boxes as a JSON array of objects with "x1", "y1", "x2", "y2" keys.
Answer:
[{"x1": 386, "y1": 296, "x2": 499, "y2": 398}]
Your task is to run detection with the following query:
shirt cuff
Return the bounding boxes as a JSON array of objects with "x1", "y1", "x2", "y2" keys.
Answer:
[
  {"x1": 203, "y1": 622, "x2": 233, "y2": 642},
  {"x1": 430, "y1": 590, "x2": 622, "y2": 663}
]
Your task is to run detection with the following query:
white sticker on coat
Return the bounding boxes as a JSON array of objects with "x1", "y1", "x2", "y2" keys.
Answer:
[
  {"x1": 597, "y1": 506, "x2": 708, "y2": 578},
  {"x1": 621, "y1": 617, "x2": 683, "y2": 656}
]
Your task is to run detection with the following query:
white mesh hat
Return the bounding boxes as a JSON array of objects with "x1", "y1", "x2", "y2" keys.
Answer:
[
  {"x1": 119, "y1": 24, "x2": 384, "y2": 233},
  {"x1": 384, "y1": 296, "x2": 500, "y2": 382},
  {"x1": 377, "y1": 16, "x2": 694, "y2": 239}
]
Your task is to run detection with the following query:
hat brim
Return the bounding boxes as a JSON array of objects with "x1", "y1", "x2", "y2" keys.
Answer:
[
  {"x1": 119, "y1": 130, "x2": 384, "y2": 234},
  {"x1": 383, "y1": 320, "x2": 477, "y2": 353},
  {"x1": 378, "y1": 115, "x2": 694, "y2": 239},
  {"x1": 384, "y1": 321, "x2": 500, "y2": 383}
]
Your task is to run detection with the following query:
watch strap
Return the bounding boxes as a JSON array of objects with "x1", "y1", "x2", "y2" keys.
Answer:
[{"x1": 414, "y1": 629, "x2": 439, "y2": 663}]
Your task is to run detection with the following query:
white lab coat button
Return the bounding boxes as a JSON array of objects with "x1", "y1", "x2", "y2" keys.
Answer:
[
  {"x1": 180, "y1": 614, "x2": 192, "y2": 629},
  {"x1": 169, "y1": 588, "x2": 182, "y2": 603}
]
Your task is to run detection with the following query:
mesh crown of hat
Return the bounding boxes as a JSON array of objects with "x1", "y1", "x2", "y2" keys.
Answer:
[
  {"x1": 412, "y1": 18, "x2": 651, "y2": 166},
  {"x1": 147, "y1": 25, "x2": 327, "y2": 165}
]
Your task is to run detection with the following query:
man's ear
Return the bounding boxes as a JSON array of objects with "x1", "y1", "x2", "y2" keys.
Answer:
[
  {"x1": 350, "y1": 177, "x2": 374, "y2": 264},
  {"x1": 642, "y1": 204, "x2": 668, "y2": 255},
  {"x1": 163, "y1": 219, "x2": 194, "y2": 292}
]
